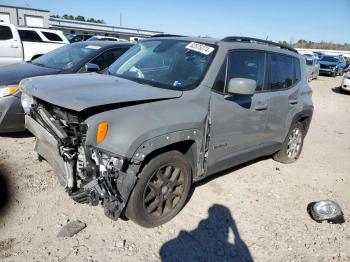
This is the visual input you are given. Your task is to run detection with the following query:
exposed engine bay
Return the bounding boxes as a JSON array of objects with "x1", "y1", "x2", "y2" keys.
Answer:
[{"x1": 28, "y1": 99, "x2": 137, "y2": 220}]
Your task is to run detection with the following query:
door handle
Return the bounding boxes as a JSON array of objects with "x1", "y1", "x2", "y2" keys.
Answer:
[
  {"x1": 254, "y1": 105, "x2": 268, "y2": 111},
  {"x1": 10, "y1": 44, "x2": 19, "y2": 48},
  {"x1": 289, "y1": 99, "x2": 298, "y2": 105}
]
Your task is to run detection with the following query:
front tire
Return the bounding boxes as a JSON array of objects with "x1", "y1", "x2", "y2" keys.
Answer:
[
  {"x1": 273, "y1": 122, "x2": 305, "y2": 164},
  {"x1": 125, "y1": 150, "x2": 192, "y2": 227}
]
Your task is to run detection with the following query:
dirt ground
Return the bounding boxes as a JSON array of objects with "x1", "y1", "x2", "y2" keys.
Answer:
[{"x1": 0, "y1": 76, "x2": 349, "y2": 262}]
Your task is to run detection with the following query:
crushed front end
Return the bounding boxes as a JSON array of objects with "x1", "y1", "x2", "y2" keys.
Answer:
[{"x1": 25, "y1": 98, "x2": 137, "y2": 220}]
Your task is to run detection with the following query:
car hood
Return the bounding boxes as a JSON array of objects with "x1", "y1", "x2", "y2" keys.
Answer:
[
  {"x1": 0, "y1": 62, "x2": 60, "y2": 85},
  {"x1": 21, "y1": 73, "x2": 183, "y2": 112},
  {"x1": 319, "y1": 61, "x2": 337, "y2": 66}
]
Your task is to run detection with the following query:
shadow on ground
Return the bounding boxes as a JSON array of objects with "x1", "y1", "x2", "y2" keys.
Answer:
[
  {"x1": 331, "y1": 86, "x2": 349, "y2": 95},
  {"x1": 0, "y1": 166, "x2": 11, "y2": 218},
  {"x1": 0, "y1": 131, "x2": 32, "y2": 138},
  {"x1": 194, "y1": 156, "x2": 269, "y2": 189},
  {"x1": 160, "y1": 204, "x2": 253, "y2": 262}
]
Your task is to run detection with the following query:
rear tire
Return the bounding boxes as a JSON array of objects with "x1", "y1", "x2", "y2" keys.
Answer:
[
  {"x1": 273, "y1": 122, "x2": 305, "y2": 164},
  {"x1": 125, "y1": 150, "x2": 192, "y2": 228}
]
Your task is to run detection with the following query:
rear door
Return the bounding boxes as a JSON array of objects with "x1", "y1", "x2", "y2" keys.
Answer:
[
  {"x1": 0, "y1": 24, "x2": 23, "y2": 66},
  {"x1": 207, "y1": 50, "x2": 270, "y2": 173},
  {"x1": 265, "y1": 53, "x2": 302, "y2": 143}
]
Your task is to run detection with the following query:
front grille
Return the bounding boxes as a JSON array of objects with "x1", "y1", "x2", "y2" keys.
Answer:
[{"x1": 320, "y1": 64, "x2": 334, "y2": 69}]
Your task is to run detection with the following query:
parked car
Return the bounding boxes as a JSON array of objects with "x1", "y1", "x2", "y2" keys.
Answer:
[
  {"x1": 303, "y1": 54, "x2": 320, "y2": 81},
  {"x1": 87, "y1": 36, "x2": 129, "y2": 42},
  {"x1": 0, "y1": 41, "x2": 132, "y2": 132},
  {"x1": 319, "y1": 54, "x2": 346, "y2": 77},
  {"x1": 340, "y1": 72, "x2": 350, "y2": 93},
  {"x1": 21, "y1": 36, "x2": 313, "y2": 227},
  {"x1": 0, "y1": 23, "x2": 69, "y2": 66},
  {"x1": 67, "y1": 34, "x2": 93, "y2": 43}
]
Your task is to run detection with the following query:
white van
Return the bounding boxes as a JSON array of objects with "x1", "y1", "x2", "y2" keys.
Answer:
[{"x1": 0, "y1": 23, "x2": 69, "y2": 66}]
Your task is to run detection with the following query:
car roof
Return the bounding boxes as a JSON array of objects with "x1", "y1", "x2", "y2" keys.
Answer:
[
  {"x1": 17, "y1": 26, "x2": 62, "y2": 33},
  {"x1": 71, "y1": 40, "x2": 134, "y2": 48},
  {"x1": 146, "y1": 35, "x2": 299, "y2": 57}
]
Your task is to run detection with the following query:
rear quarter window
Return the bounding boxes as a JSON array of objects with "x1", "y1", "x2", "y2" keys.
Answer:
[
  {"x1": 0, "y1": 25, "x2": 13, "y2": 40},
  {"x1": 293, "y1": 57, "x2": 301, "y2": 84},
  {"x1": 18, "y1": 30, "x2": 43, "y2": 42},
  {"x1": 270, "y1": 53, "x2": 294, "y2": 90},
  {"x1": 41, "y1": 31, "x2": 63, "y2": 42}
]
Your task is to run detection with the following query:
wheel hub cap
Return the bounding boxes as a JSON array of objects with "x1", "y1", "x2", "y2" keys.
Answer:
[
  {"x1": 143, "y1": 165, "x2": 185, "y2": 217},
  {"x1": 287, "y1": 128, "x2": 302, "y2": 159}
]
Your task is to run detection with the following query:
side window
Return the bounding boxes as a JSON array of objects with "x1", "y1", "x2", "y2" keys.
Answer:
[
  {"x1": 270, "y1": 53, "x2": 294, "y2": 90},
  {"x1": 212, "y1": 59, "x2": 227, "y2": 93},
  {"x1": 41, "y1": 31, "x2": 63, "y2": 42},
  {"x1": 0, "y1": 25, "x2": 13, "y2": 40},
  {"x1": 18, "y1": 30, "x2": 42, "y2": 42},
  {"x1": 90, "y1": 48, "x2": 128, "y2": 70},
  {"x1": 293, "y1": 57, "x2": 301, "y2": 84},
  {"x1": 227, "y1": 51, "x2": 266, "y2": 92}
]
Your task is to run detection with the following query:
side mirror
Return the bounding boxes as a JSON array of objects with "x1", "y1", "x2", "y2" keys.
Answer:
[
  {"x1": 84, "y1": 63, "x2": 100, "y2": 73},
  {"x1": 227, "y1": 78, "x2": 256, "y2": 96}
]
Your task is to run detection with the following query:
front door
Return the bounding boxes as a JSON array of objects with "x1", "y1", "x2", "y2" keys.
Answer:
[{"x1": 207, "y1": 50, "x2": 270, "y2": 174}]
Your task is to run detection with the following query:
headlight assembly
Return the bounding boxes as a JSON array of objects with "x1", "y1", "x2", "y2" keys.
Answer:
[
  {"x1": 0, "y1": 85, "x2": 19, "y2": 98},
  {"x1": 21, "y1": 92, "x2": 34, "y2": 114}
]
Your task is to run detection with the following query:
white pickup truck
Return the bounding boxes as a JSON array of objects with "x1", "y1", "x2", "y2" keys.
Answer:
[{"x1": 0, "y1": 23, "x2": 69, "y2": 66}]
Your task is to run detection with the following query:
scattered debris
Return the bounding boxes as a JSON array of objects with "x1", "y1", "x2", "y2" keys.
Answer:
[
  {"x1": 57, "y1": 220, "x2": 86, "y2": 237},
  {"x1": 307, "y1": 200, "x2": 345, "y2": 224},
  {"x1": 115, "y1": 239, "x2": 126, "y2": 249}
]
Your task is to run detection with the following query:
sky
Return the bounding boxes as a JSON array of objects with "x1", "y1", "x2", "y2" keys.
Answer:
[{"x1": 1, "y1": 0, "x2": 349, "y2": 43}]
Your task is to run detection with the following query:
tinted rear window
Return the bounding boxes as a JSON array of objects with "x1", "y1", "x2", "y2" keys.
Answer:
[
  {"x1": 42, "y1": 31, "x2": 63, "y2": 41},
  {"x1": 270, "y1": 53, "x2": 294, "y2": 90},
  {"x1": 0, "y1": 25, "x2": 13, "y2": 40},
  {"x1": 293, "y1": 57, "x2": 301, "y2": 84},
  {"x1": 18, "y1": 30, "x2": 42, "y2": 42}
]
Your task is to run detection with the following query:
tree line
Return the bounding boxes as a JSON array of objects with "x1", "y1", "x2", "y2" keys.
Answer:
[
  {"x1": 278, "y1": 40, "x2": 350, "y2": 51},
  {"x1": 50, "y1": 14, "x2": 106, "y2": 24}
]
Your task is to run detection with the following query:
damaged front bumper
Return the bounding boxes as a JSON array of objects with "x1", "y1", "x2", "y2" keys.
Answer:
[{"x1": 25, "y1": 112, "x2": 137, "y2": 220}]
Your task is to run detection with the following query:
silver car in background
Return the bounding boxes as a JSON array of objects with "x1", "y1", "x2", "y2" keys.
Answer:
[
  {"x1": 304, "y1": 54, "x2": 320, "y2": 81},
  {"x1": 340, "y1": 71, "x2": 350, "y2": 93}
]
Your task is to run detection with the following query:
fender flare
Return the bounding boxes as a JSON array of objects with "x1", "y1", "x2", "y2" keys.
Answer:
[
  {"x1": 130, "y1": 129, "x2": 205, "y2": 176},
  {"x1": 290, "y1": 107, "x2": 313, "y2": 134}
]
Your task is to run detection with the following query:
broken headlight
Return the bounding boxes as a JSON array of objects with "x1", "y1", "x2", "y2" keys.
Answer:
[{"x1": 91, "y1": 148, "x2": 125, "y2": 172}]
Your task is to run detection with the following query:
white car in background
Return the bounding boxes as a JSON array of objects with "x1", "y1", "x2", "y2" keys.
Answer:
[
  {"x1": 340, "y1": 72, "x2": 350, "y2": 93},
  {"x1": 0, "y1": 23, "x2": 68, "y2": 66},
  {"x1": 87, "y1": 35, "x2": 129, "y2": 42},
  {"x1": 303, "y1": 53, "x2": 320, "y2": 82}
]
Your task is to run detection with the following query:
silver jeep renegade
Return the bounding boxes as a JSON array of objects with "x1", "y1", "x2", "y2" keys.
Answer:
[{"x1": 21, "y1": 36, "x2": 313, "y2": 227}]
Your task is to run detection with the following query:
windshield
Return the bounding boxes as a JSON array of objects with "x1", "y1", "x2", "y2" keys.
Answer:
[
  {"x1": 31, "y1": 44, "x2": 98, "y2": 70},
  {"x1": 320, "y1": 56, "x2": 338, "y2": 63},
  {"x1": 108, "y1": 39, "x2": 216, "y2": 89}
]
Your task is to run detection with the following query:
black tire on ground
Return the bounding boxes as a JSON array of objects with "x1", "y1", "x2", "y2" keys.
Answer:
[
  {"x1": 273, "y1": 122, "x2": 305, "y2": 164},
  {"x1": 125, "y1": 150, "x2": 192, "y2": 228},
  {"x1": 332, "y1": 71, "x2": 337, "y2": 77}
]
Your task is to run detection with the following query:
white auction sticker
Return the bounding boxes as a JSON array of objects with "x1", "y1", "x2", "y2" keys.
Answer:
[
  {"x1": 85, "y1": 45, "x2": 101, "y2": 50},
  {"x1": 185, "y1": 42, "x2": 214, "y2": 55}
]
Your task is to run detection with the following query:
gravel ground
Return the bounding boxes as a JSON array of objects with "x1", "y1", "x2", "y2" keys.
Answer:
[{"x1": 0, "y1": 76, "x2": 349, "y2": 262}]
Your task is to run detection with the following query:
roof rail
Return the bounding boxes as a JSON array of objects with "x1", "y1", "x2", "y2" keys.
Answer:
[
  {"x1": 221, "y1": 36, "x2": 298, "y2": 53},
  {"x1": 150, "y1": 34, "x2": 186, "y2": 38}
]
